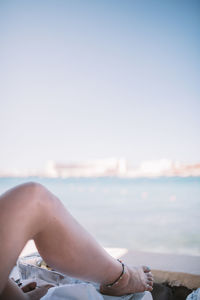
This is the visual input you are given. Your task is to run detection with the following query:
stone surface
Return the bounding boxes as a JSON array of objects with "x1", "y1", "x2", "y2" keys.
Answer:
[{"x1": 120, "y1": 250, "x2": 200, "y2": 275}]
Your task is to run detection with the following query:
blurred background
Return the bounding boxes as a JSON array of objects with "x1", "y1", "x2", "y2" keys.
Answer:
[{"x1": 0, "y1": 0, "x2": 199, "y2": 255}]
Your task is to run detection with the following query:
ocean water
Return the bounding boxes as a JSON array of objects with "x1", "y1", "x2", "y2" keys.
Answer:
[{"x1": 0, "y1": 177, "x2": 200, "y2": 256}]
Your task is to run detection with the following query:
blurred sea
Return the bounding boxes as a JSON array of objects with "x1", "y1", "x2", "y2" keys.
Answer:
[{"x1": 0, "y1": 177, "x2": 199, "y2": 256}]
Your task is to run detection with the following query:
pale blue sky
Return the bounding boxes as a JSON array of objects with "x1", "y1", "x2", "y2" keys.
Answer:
[{"x1": 0, "y1": 0, "x2": 199, "y2": 171}]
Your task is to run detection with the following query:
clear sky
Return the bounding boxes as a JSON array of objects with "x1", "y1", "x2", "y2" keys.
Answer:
[{"x1": 0, "y1": 0, "x2": 199, "y2": 172}]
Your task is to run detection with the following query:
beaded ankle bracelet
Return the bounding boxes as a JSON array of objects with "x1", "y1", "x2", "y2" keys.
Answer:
[{"x1": 105, "y1": 259, "x2": 125, "y2": 288}]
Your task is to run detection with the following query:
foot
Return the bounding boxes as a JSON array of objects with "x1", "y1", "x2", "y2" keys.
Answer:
[{"x1": 100, "y1": 265, "x2": 153, "y2": 296}]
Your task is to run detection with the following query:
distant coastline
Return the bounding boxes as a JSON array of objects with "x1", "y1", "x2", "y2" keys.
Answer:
[{"x1": 0, "y1": 158, "x2": 200, "y2": 178}]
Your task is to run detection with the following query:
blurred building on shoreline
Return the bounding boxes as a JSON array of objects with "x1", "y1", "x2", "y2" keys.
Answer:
[
  {"x1": 45, "y1": 158, "x2": 200, "y2": 178},
  {"x1": 0, "y1": 158, "x2": 200, "y2": 178},
  {"x1": 46, "y1": 158, "x2": 127, "y2": 178}
]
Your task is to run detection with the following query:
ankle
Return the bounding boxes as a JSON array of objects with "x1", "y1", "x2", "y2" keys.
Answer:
[
  {"x1": 100, "y1": 263, "x2": 130, "y2": 291},
  {"x1": 105, "y1": 260, "x2": 125, "y2": 287},
  {"x1": 99, "y1": 259, "x2": 121, "y2": 285},
  {"x1": 114, "y1": 265, "x2": 130, "y2": 289}
]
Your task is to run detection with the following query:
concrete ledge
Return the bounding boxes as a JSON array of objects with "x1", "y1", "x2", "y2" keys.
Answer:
[
  {"x1": 119, "y1": 249, "x2": 200, "y2": 290},
  {"x1": 119, "y1": 249, "x2": 200, "y2": 275}
]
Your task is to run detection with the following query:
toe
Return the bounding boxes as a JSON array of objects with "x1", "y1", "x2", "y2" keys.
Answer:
[
  {"x1": 147, "y1": 273, "x2": 153, "y2": 281},
  {"x1": 142, "y1": 266, "x2": 151, "y2": 273},
  {"x1": 147, "y1": 280, "x2": 153, "y2": 287},
  {"x1": 146, "y1": 283, "x2": 153, "y2": 292}
]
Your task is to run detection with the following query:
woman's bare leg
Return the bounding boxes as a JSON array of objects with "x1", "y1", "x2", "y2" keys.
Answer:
[{"x1": 0, "y1": 182, "x2": 153, "y2": 296}]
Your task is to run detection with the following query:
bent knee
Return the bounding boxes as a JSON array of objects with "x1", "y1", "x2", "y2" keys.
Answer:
[
  {"x1": 13, "y1": 181, "x2": 46, "y2": 199},
  {"x1": 0, "y1": 181, "x2": 46, "y2": 206},
  {"x1": 21, "y1": 182, "x2": 61, "y2": 218},
  {"x1": 19, "y1": 182, "x2": 49, "y2": 205},
  {"x1": 20, "y1": 182, "x2": 59, "y2": 209},
  {"x1": 21, "y1": 181, "x2": 45, "y2": 193},
  {"x1": 0, "y1": 181, "x2": 58, "y2": 216}
]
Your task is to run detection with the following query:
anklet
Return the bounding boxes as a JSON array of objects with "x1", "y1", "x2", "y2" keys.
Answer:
[{"x1": 105, "y1": 259, "x2": 125, "y2": 288}]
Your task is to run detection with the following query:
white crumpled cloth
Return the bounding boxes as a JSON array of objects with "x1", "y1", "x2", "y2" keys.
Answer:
[
  {"x1": 186, "y1": 288, "x2": 200, "y2": 300},
  {"x1": 41, "y1": 282, "x2": 152, "y2": 300},
  {"x1": 18, "y1": 254, "x2": 152, "y2": 300}
]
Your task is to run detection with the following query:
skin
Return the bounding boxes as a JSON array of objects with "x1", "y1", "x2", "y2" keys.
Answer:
[
  {"x1": 0, "y1": 280, "x2": 53, "y2": 300},
  {"x1": 0, "y1": 182, "x2": 153, "y2": 299}
]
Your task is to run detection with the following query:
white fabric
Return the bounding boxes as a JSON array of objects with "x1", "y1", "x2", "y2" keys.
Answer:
[
  {"x1": 186, "y1": 288, "x2": 200, "y2": 300},
  {"x1": 41, "y1": 282, "x2": 153, "y2": 300},
  {"x1": 41, "y1": 283, "x2": 102, "y2": 300},
  {"x1": 18, "y1": 253, "x2": 152, "y2": 300}
]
